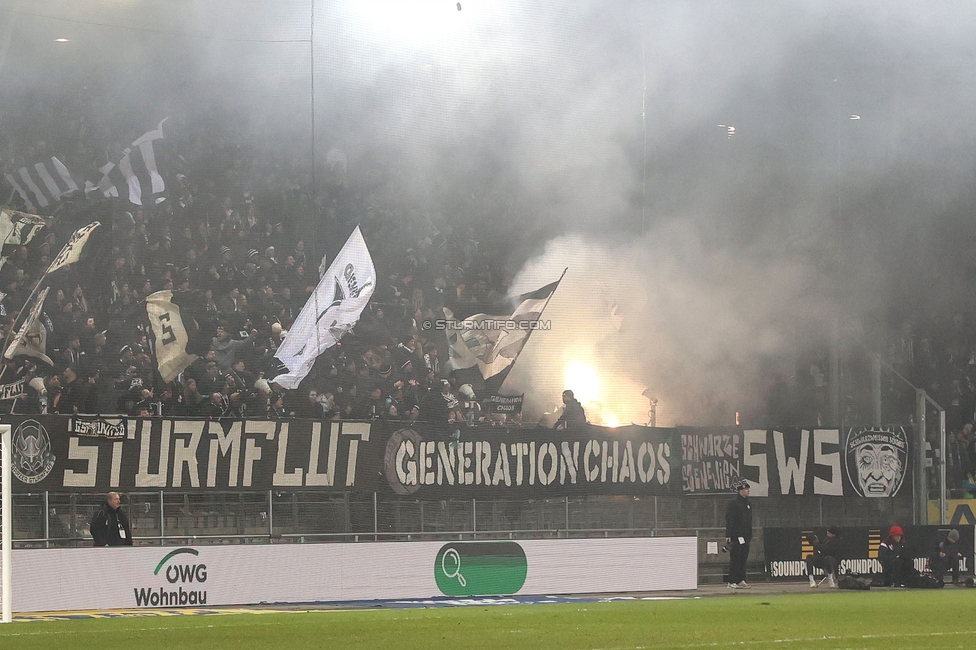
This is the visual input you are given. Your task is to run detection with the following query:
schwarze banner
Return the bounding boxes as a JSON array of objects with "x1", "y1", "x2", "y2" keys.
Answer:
[
  {"x1": 0, "y1": 416, "x2": 912, "y2": 498},
  {"x1": 680, "y1": 426, "x2": 912, "y2": 497}
]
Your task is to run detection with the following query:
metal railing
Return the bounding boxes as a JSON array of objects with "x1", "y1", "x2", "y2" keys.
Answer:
[{"x1": 7, "y1": 491, "x2": 914, "y2": 548}]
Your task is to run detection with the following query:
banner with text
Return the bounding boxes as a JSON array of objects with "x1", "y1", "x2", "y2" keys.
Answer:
[
  {"x1": 679, "y1": 426, "x2": 912, "y2": 498},
  {"x1": 0, "y1": 416, "x2": 911, "y2": 499}
]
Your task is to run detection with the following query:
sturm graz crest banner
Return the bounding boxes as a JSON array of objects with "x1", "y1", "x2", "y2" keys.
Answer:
[{"x1": 10, "y1": 418, "x2": 56, "y2": 485}]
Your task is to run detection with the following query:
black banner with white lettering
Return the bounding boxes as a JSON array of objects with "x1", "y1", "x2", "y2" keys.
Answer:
[
  {"x1": 481, "y1": 394, "x2": 524, "y2": 415},
  {"x1": 763, "y1": 525, "x2": 975, "y2": 580},
  {"x1": 376, "y1": 423, "x2": 677, "y2": 497},
  {"x1": 0, "y1": 416, "x2": 912, "y2": 498},
  {"x1": 680, "y1": 426, "x2": 912, "y2": 497}
]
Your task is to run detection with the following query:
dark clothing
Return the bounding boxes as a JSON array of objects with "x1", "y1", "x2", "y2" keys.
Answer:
[
  {"x1": 554, "y1": 398, "x2": 586, "y2": 428},
  {"x1": 728, "y1": 540, "x2": 750, "y2": 584},
  {"x1": 90, "y1": 502, "x2": 133, "y2": 547},
  {"x1": 929, "y1": 538, "x2": 962, "y2": 584},
  {"x1": 805, "y1": 533, "x2": 842, "y2": 577},
  {"x1": 725, "y1": 494, "x2": 753, "y2": 583},
  {"x1": 421, "y1": 388, "x2": 460, "y2": 442},
  {"x1": 724, "y1": 495, "x2": 753, "y2": 542},
  {"x1": 879, "y1": 537, "x2": 912, "y2": 586},
  {"x1": 55, "y1": 379, "x2": 89, "y2": 415}
]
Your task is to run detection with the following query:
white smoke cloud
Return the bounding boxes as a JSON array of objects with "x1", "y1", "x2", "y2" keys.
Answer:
[{"x1": 505, "y1": 224, "x2": 834, "y2": 427}]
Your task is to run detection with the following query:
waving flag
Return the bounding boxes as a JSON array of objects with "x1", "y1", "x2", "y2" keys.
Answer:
[
  {"x1": 146, "y1": 290, "x2": 199, "y2": 382},
  {"x1": 272, "y1": 226, "x2": 375, "y2": 389},
  {"x1": 446, "y1": 275, "x2": 562, "y2": 381},
  {"x1": 3, "y1": 286, "x2": 52, "y2": 366},
  {"x1": 3, "y1": 156, "x2": 79, "y2": 211},
  {"x1": 46, "y1": 221, "x2": 100, "y2": 274}
]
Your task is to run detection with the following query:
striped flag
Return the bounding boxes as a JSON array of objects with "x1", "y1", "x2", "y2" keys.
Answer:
[
  {"x1": 5, "y1": 121, "x2": 167, "y2": 210},
  {"x1": 3, "y1": 156, "x2": 79, "y2": 211},
  {"x1": 83, "y1": 120, "x2": 167, "y2": 206}
]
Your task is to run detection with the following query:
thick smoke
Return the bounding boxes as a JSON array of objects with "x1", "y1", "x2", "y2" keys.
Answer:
[{"x1": 4, "y1": 1, "x2": 976, "y2": 424}]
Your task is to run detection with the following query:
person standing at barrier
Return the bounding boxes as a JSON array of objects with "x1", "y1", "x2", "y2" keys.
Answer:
[
  {"x1": 725, "y1": 478, "x2": 753, "y2": 589},
  {"x1": 879, "y1": 525, "x2": 912, "y2": 586},
  {"x1": 90, "y1": 491, "x2": 134, "y2": 547},
  {"x1": 929, "y1": 529, "x2": 962, "y2": 585},
  {"x1": 805, "y1": 526, "x2": 842, "y2": 588}
]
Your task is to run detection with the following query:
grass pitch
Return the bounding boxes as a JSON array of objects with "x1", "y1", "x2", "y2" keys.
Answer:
[{"x1": 1, "y1": 591, "x2": 975, "y2": 649}]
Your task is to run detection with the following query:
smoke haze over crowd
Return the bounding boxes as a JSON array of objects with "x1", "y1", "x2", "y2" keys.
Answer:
[{"x1": 3, "y1": 1, "x2": 976, "y2": 424}]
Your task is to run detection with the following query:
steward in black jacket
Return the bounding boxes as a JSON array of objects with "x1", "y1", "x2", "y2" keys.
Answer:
[
  {"x1": 90, "y1": 492, "x2": 134, "y2": 547},
  {"x1": 724, "y1": 478, "x2": 753, "y2": 587}
]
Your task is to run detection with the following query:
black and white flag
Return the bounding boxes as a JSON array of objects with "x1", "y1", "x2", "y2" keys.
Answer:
[
  {"x1": 3, "y1": 285, "x2": 52, "y2": 366},
  {"x1": 82, "y1": 119, "x2": 168, "y2": 206},
  {"x1": 146, "y1": 290, "x2": 199, "y2": 382},
  {"x1": 445, "y1": 278, "x2": 561, "y2": 380},
  {"x1": 3, "y1": 156, "x2": 80, "y2": 211},
  {"x1": 46, "y1": 221, "x2": 101, "y2": 274},
  {"x1": 0, "y1": 209, "x2": 47, "y2": 262},
  {"x1": 272, "y1": 226, "x2": 376, "y2": 389}
]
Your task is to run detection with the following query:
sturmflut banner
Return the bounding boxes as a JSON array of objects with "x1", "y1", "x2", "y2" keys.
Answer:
[{"x1": 0, "y1": 416, "x2": 914, "y2": 498}]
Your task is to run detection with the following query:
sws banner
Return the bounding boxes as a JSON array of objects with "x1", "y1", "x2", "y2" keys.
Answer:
[
  {"x1": 680, "y1": 426, "x2": 912, "y2": 497},
  {"x1": 763, "y1": 525, "x2": 975, "y2": 580}
]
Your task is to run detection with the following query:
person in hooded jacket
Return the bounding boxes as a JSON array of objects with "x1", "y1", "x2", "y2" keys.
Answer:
[
  {"x1": 879, "y1": 525, "x2": 912, "y2": 586},
  {"x1": 806, "y1": 526, "x2": 843, "y2": 588},
  {"x1": 90, "y1": 491, "x2": 134, "y2": 547},
  {"x1": 929, "y1": 528, "x2": 962, "y2": 585},
  {"x1": 725, "y1": 477, "x2": 753, "y2": 589}
]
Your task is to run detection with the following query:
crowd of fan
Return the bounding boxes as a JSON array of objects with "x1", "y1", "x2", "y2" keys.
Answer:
[
  {"x1": 0, "y1": 131, "x2": 531, "y2": 425},
  {"x1": 887, "y1": 312, "x2": 976, "y2": 498}
]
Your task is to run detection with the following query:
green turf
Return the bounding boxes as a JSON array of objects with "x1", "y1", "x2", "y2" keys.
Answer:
[{"x1": 2, "y1": 591, "x2": 976, "y2": 649}]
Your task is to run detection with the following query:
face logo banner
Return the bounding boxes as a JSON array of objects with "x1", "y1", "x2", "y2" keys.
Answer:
[
  {"x1": 844, "y1": 427, "x2": 909, "y2": 497},
  {"x1": 680, "y1": 427, "x2": 913, "y2": 497},
  {"x1": 11, "y1": 418, "x2": 56, "y2": 484}
]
